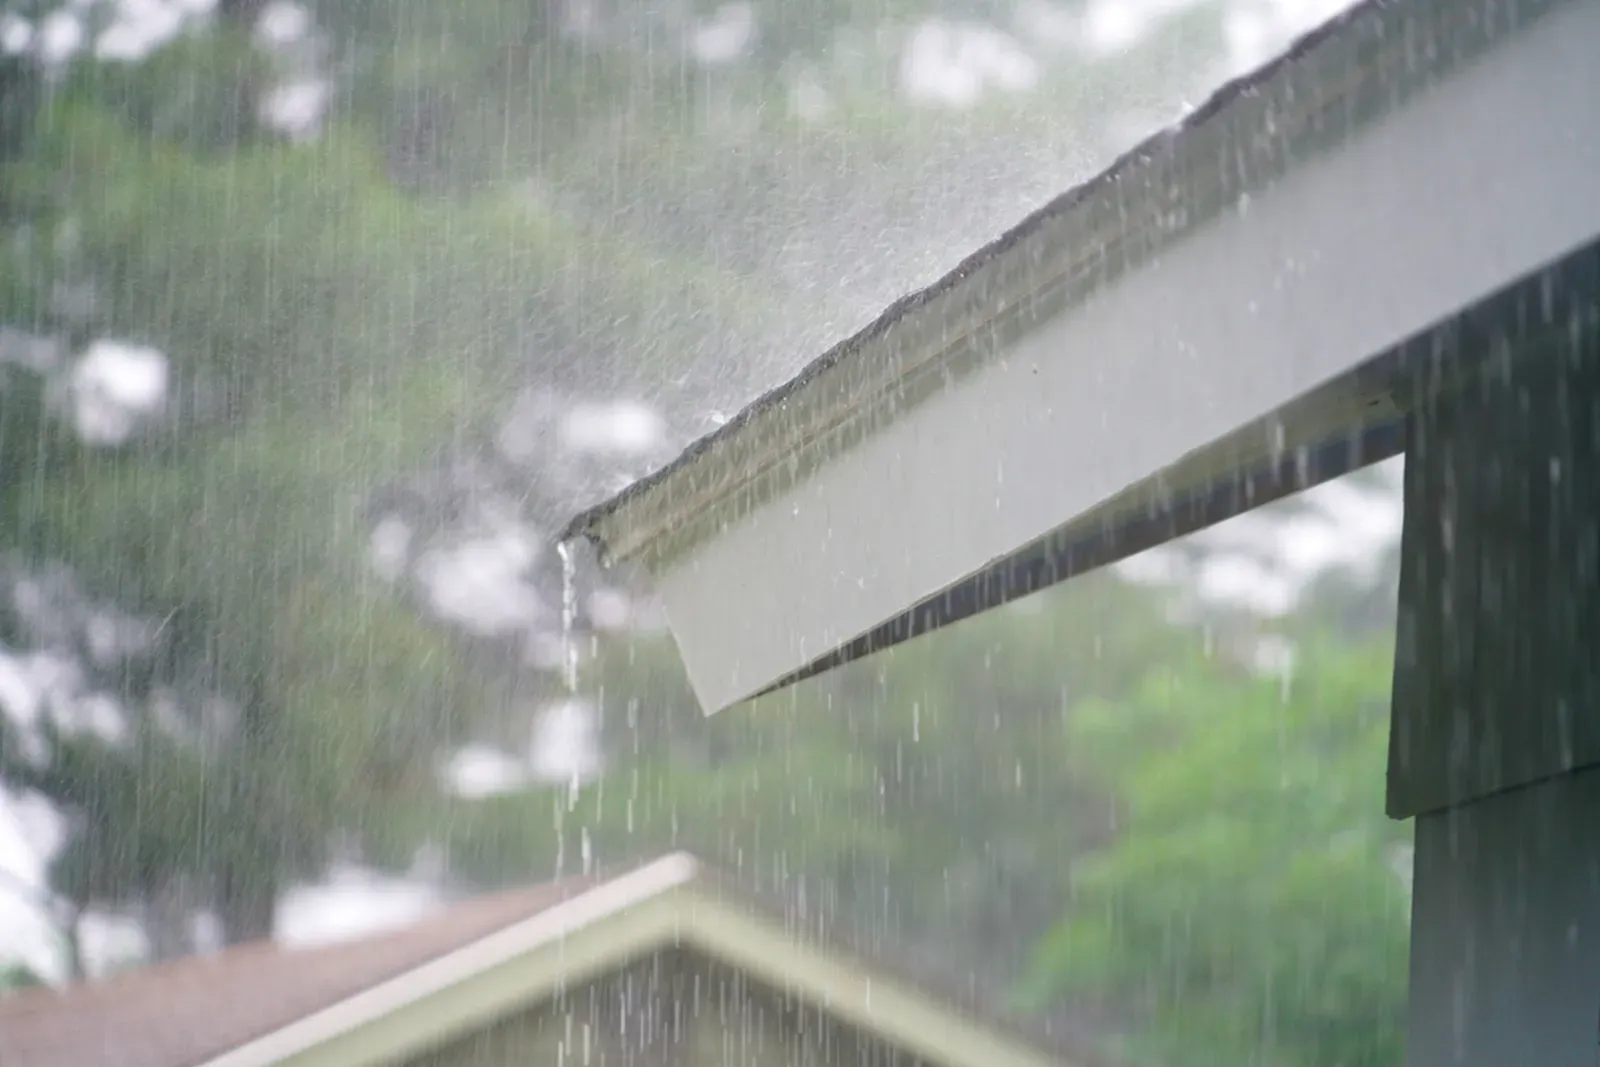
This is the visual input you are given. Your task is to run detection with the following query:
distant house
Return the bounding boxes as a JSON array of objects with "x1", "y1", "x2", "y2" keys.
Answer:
[{"x1": 0, "y1": 854, "x2": 1083, "y2": 1067}]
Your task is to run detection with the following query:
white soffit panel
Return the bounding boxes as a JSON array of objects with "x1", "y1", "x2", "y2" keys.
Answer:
[{"x1": 564, "y1": 0, "x2": 1600, "y2": 714}]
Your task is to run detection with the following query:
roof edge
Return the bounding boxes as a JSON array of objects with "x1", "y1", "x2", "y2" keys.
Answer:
[
  {"x1": 198, "y1": 850, "x2": 1095, "y2": 1067},
  {"x1": 673, "y1": 891, "x2": 1078, "y2": 1067},
  {"x1": 198, "y1": 853, "x2": 700, "y2": 1067},
  {"x1": 558, "y1": 0, "x2": 1558, "y2": 569}
]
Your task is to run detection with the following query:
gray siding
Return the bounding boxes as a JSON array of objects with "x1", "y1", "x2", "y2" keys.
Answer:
[{"x1": 1406, "y1": 767, "x2": 1600, "y2": 1067}]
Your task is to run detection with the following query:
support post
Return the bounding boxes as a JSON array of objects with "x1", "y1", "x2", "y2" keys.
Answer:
[{"x1": 1389, "y1": 287, "x2": 1600, "y2": 1066}]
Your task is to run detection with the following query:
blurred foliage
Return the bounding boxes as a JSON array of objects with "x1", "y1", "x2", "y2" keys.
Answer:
[
  {"x1": 0, "y1": 961, "x2": 47, "y2": 991},
  {"x1": 1017, "y1": 637, "x2": 1409, "y2": 1066},
  {"x1": 1, "y1": 10, "x2": 775, "y2": 939}
]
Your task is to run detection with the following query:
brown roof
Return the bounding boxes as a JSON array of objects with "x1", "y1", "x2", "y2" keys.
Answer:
[
  {"x1": 0, "y1": 877, "x2": 592, "y2": 1067},
  {"x1": 0, "y1": 857, "x2": 1109, "y2": 1067}
]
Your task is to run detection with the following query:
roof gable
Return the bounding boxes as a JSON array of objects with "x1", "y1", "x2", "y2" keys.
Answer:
[
  {"x1": 0, "y1": 855, "x2": 1082, "y2": 1067},
  {"x1": 0, "y1": 879, "x2": 594, "y2": 1067}
]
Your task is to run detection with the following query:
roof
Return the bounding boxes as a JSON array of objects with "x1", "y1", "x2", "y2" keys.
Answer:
[
  {"x1": 558, "y1": 0, "x2": 1600, "y2": 714},
  {"x1": 558, "y1": 0, "x2": 1384, "y2": 555},
  {"x1": 0, "y1": 878, "x2": 593, "y2": 1067},
  {"x1": 0, "y1": 854, "x2": 1091, "y2": 1067}
]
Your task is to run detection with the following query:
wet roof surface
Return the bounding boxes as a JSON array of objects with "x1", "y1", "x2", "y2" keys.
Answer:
[{"x1": 557, "y1": 0, "x2": 1391, "y2": 549}]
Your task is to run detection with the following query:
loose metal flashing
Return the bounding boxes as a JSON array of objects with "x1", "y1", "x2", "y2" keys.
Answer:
[{"x1": 562, "y1": 0, "x2": 1600, "y2": 714}]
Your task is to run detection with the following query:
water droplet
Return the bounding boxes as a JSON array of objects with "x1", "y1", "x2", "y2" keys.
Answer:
[{"x1": 557, "y1": 540, "x2": 580, "y2": 693}]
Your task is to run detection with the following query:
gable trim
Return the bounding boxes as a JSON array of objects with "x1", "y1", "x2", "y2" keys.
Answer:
[
  {"x1": 198, "y1": 855, "x2": 1071, "y2": 1067},
  {"x1": 677, "y1": 892, "x2": 1066, "y2": 1067},
  {"x1": 199, "y1": 854, "x2": 699, "y2": 1067}
]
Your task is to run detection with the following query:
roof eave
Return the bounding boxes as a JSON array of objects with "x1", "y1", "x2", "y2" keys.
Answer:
[
  {"x1": 559, "y1": 0, "x2": 1573, "y2": 571},
  {"x1": 561, "y1": 0, "x2": 1600, "y2": 715}
]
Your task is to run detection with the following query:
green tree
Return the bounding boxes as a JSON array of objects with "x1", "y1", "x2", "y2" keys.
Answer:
[
  {"x1": 433, "y1": 567, "x2": 1204, "y2": 1001},
  {"x1": 0, "y1": 962, "x2": 47, "y2": 992},
  {"x1": 0, "y1": 27, "x2": 770, "y2": 950},
  {"x1": 1018, "y1": 636, "x2": 1410, "y2": 1067}
]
